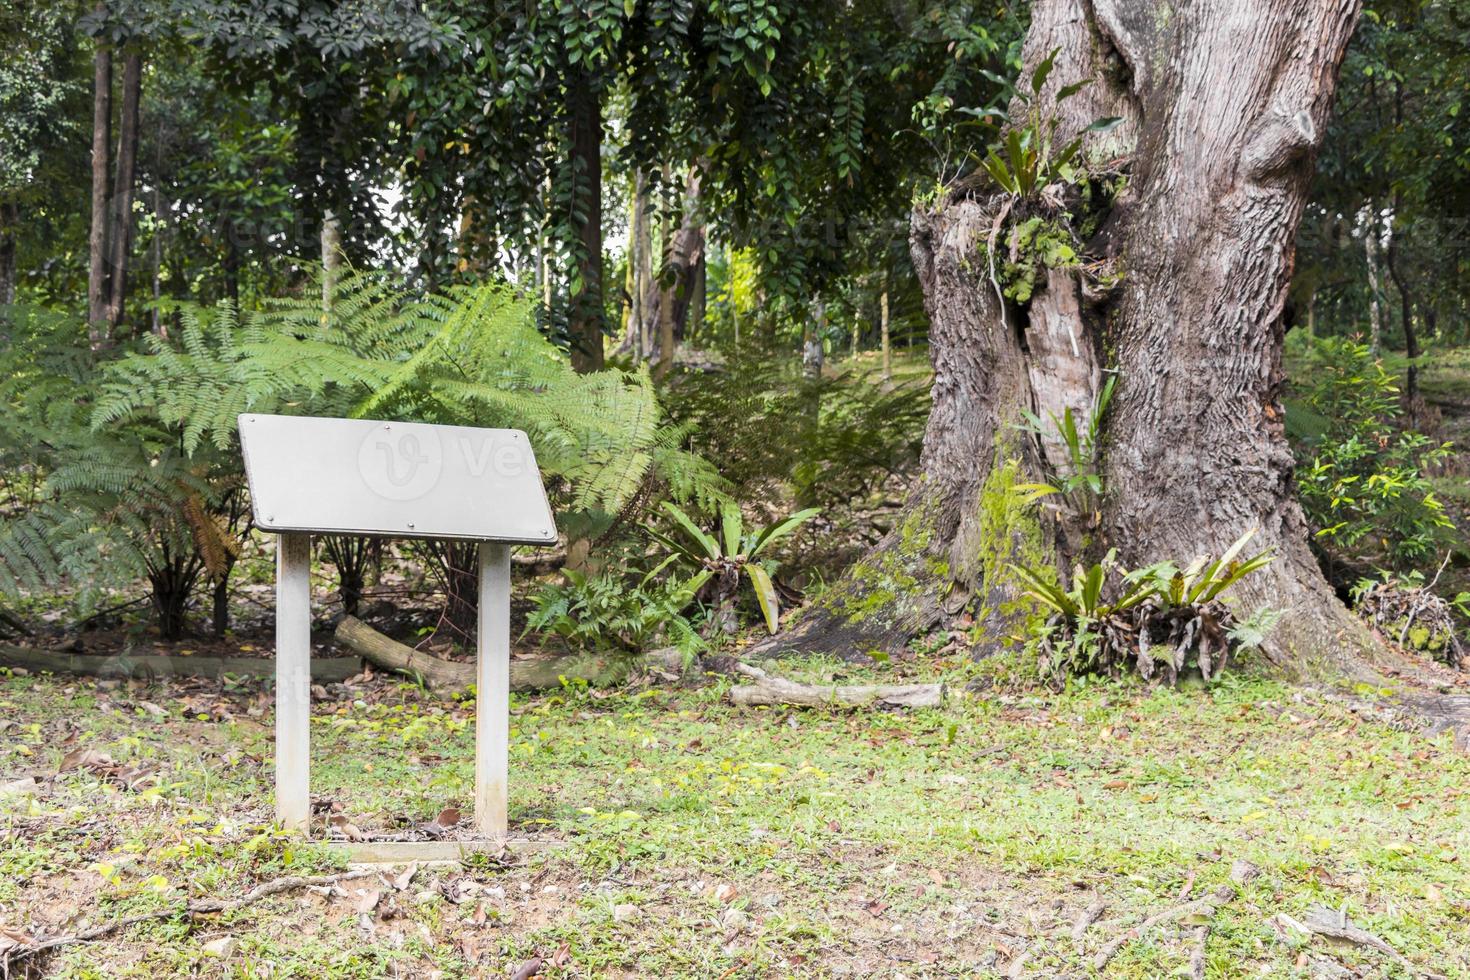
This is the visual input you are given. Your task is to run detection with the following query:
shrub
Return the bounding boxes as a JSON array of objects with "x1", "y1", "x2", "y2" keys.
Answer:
[
  {"x1": 1011, "y1": 530, "x2": 1277, "y2": 686},
  {"x1": 89, "y1": 272, "x2": 727, "y2": 637},
  {"x1": 648, "y1": 502, "x2": 819, "y2": 635},
  {"x1": 660, "y1": 342, "x2": 928, "y2": 513},
  {"x1": 1287, "y1": 337, "x2": 1453, "y2": 573},
  {"x1": 525, "y1": 565, "x2": 707, "y2": 662}
]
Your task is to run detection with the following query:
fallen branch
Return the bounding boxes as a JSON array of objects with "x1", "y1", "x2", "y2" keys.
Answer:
[
  {"x1": 728, "y1": 662, "x2": 944, "y2": 709},
  {"x1": 1187, "y1": 925, "x2": 1208, "y2": 980},
  {"x1": 1093, "y1": 862, "x2": 1257, "y2": 971},
  {"x1": 1298, "y1": 903, "x2": 1433, "y2": 977},
  {"x1": 0, "y1": 645, "x2": 360, "y2": 683},
  {"x1": 1071, "y1": 898, "x2": 1107, "y2": 942},
  {"x1": 334, "y1": 616, "x2": 683, "y2": 694},
  {"x1": 7, "y1": 869, "x2": 378, "y2": 966}
]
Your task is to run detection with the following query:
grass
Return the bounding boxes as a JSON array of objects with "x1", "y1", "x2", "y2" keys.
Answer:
[{"x1": 2, "y1": 662, "x2": 1467, "y2": 978}]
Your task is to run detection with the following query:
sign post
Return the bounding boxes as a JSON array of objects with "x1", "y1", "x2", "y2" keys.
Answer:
[{"x1": 238, "y1": 414, "x2": 555, "y2": 839}]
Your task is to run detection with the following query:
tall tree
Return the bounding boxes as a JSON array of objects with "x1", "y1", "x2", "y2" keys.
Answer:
[
  {"x1": 87, "y1": 24, "x2": 112, "y2": 337},
  {"x1": 0, "y1": 2, "x2": 83, "y2": 307},
  {"x1": 398, "y1": 1, "x2": 1018, "y2": 368},
  {"x1": 775, "y1": 0, "x2": 1385, "y2": 677}
]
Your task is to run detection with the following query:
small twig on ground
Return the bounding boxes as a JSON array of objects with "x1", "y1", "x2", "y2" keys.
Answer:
[
  {"x1": 1188, "y1": 925, "x2": 1209, "y2": 980},
  {"x1": 10, "y1": 869, "x2": 378, "y2": 963},
  {"x1": 1093, "y1": 860, "x2": 1259, "y2": 971},
  {"x1": 1092, "y1": 885, "x2": 1232, "y2": 971},
  {"x1": 1071, "y1": 899, "x2": 1107, "y2": 942}
]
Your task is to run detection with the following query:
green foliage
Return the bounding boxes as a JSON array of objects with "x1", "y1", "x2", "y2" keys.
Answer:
[
  {"x1": 648, "y1": 501, "x2": 818, "y2": 634},
  {"x1": 994, "y1": 216, "x2": 1076, "y2": 303},
  {"x1": 662, "y1": 346, "x2": 929, "y2": 513},
  {"x1": 1288, "y1": 337, "x2": 1453, "y2": 571},
  {"x1": 972, "y1": 47, "x2": 1121, "y2": 198},
  {"x1": 525, "y1": 565, "x2": 707, "y2": 662},
  {"x1": 0, "y1": 306, "x2": 236, "y2": 634},
  {"x1": 1015, "y1": 374, "x2": 1115, "y2": 523},
  {"x1": 95, "y1": 271, "x2": 727, "y2": 525},
  {"x1": 1012, "y1": 529, "x2": 1277, "y2": 687}
]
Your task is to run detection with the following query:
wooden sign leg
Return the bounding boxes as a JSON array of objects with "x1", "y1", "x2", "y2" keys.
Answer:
[
  {"x1": 475, "y1": 541, "x2": 512, "y2": 839},
  {"x1": 275, "y1": 532, "x2": 312, "y2": 832}
]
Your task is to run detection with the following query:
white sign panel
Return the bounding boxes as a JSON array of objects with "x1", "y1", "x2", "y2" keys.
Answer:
[{"x1": 238, "y1": 414, "x2": 557, "y2": 543}]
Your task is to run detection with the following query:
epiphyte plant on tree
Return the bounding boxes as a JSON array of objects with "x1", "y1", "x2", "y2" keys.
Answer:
[
  {"x1": 1014, "y1": 373, "x2": 1116, "y2": 528},
  {"x1": 968, "y1": 47, "x2": 1121, "y2": 199},
  {"x1": 648, "y1": 502, "x2": 819, "y2": 635}
]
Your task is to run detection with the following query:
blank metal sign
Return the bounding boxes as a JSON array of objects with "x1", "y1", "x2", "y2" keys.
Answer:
[{"x1": 238, "y1": 414, "x2": 557, "y2": 543}]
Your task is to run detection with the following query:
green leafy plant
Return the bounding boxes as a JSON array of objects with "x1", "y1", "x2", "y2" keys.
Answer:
[
  {"x1": 0, "y1": 306, "x2": 240, "y2": 637},
  {"x1": 1015, "y1": 374, "x2": 1115, "y2": 523},
  {"x1": 648, "y1": 502, "x2": 820, "y2": 634},
  {"x1": 972, "y1": 48, "x2": 1121, "y2": 197},
  {"x1": 1011, "y1": 529, "x2": 1276, "y2": 686},
  {"x1": 525, "y1": 564, "x2": 708, "y2": 662},
  {"x1": 86, "y1": 271, "x2": 727, "y2": 638},
  {"x1": 1287, "y1": 338, "x2": 1453, "y2": 573}
]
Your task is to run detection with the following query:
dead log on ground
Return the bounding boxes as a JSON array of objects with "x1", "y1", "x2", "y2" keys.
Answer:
[
  {"x1": 334, "y1": 616, "x2": 682, "y2": 694},
  {"x1": 0, "y1": 645, "x2": 360, "y2": 683},
  {"x1": 728, "y1": 662, "x2": 943, "y2": 709}
]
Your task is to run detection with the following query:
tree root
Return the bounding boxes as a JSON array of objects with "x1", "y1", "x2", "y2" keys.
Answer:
[
  {"x1": 1282, "y1": 903, "x2": 1442, "y2": 978},
  {"x1": 4, "y1": 869, "x2": 378, "y2": 968},
  {"x1": 1070, "y1": 898, "x2": 1106, "y2": 942}
]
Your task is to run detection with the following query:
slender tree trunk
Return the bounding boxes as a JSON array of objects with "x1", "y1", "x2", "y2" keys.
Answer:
[
  {"x1": 623, "y1": 169, "x2": 651, "y2": 358},
  {"x1": 104, "y1": 50, "x2": 142, "y2": 333},
  {"x1": 655, "y1": 168, "x2": 705, "y2": 377},
  {"x1": 1385, "y1": 201, "x2": 1419, "y2": 422},
  {"x1": 88, "y1": 39, "x2": 112, "y2": 343},
  {"x1": 321, "y1": 209, "x2": 342, "y2": 308},
  {"x1": 566, "y1": 74, "x2": 604, "y2": 373},
  {"x1": 222, "y1": 217, "x2": 241, "y2": 310},
  {"x1": 0, "y1": 202, "x2": 17, "y2": 305},
  {"x1": 1365, "y1": 206, "x2": 1384, "y2": 354},
  {"x1": 766, "y1": 0, "x2": 1380, "y2": 678},
  {"x1": 151, "y1": 164, "x2": 164, "y2": 335},
  {"x1": 211, "y1": 570, "x2": 231, "y2": 639},
  {"x1": 880, "y1": 287, "x2": 891, "y2": 382},
  {"x1": 688, "y1": 253, "x2": 705, "y2": 343},
  {"x1": 802, "y1": 300, "x2": 824, "y2": 379}
]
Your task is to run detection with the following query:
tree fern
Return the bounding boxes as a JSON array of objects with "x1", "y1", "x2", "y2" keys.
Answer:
[{"x1": 95, "y1": 269, "x2": 729, "y2": 521}]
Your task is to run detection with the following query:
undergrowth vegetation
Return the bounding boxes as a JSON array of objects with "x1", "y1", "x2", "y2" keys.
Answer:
[{"x1": 1012, "y1": 531, "x2": 1279, "y2": 687}]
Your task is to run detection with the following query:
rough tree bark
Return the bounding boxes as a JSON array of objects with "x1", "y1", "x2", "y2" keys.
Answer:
[
  {"x1": 103, "y1": 49, "x2": 142, "y2": 333},
  {"x1": 567, "y1": 74, "x2": 604, "y2": 373},
  {"x1": 87, "y1": 36, "x2": 112, "y2": 343},
  {"x1": 651, "y1": 167, "x2": 705, "y2": 375},
  {"x1": 765, "y1": 0, "x2": 1384, "y2": 680}
]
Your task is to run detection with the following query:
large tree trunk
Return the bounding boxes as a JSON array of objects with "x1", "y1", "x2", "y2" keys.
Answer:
[
  {"x1": 87, "y1": 38, "x2": 112, "y2": 343},
  {"x1": 566, "y1": 74, "x2": 604, "y2": 373},
  {"x1": 769, "y1": 0, "x2": 1382, "y2": 680},
  {"x1": 104, "y1": 50, "x2": 142, "y2": 333}
]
